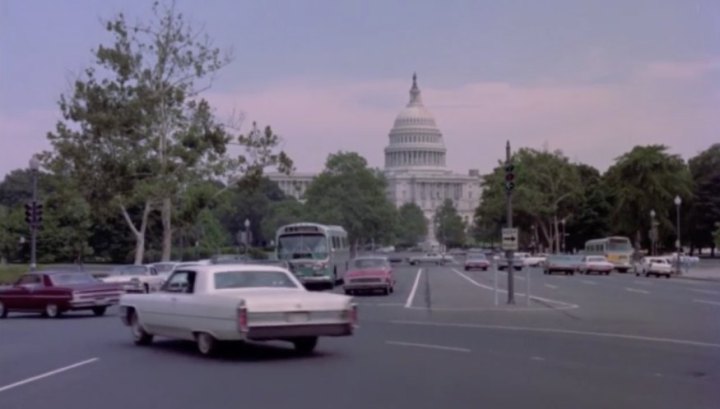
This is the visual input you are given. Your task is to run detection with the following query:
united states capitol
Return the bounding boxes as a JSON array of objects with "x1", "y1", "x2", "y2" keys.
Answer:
[{"x1": 269, "y1": 74, "x2": 483, "y2": 243}]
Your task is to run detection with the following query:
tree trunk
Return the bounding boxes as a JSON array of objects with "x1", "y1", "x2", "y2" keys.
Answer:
[
  {"x1": 554, "y1": 215, "x2": 560, "y2": 253},
  {"x1": 161, "y1": 197, "x2": 172, "y2": 261},
  {"x1": 120, "y1": 201, "x2": 152, "y2": 265}
]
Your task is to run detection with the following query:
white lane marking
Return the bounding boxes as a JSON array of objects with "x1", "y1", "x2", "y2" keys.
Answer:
[
  {"x1": 690, "y1": 289, "x2": 720, "y2": 296},
  {"x1": 530, "y1": 356, "x2": 546, "y2": 361},
  {"x1": 625, "y1": 287, "x2": 650, "y2": 294},
  {"x1": 633, "y1": 280, "x2": 653, "y2": 286},
  {"x1": 693, "y1": 299, "x2": 720, "y2": 307},
  {"x1": 390, "y1": 320, "x2": 720, "y2": 349},
  {"x1": 386, "y1": 340, "x2": 470, "y2": 353},
  {"x1": 544, "y1": 284, "x2": 558, "y2": 289},
  {"x1": 405, "y1": 268, "x2": 423, "y2": 308},
  {"x1": 0, "y1": 358, "x2": 99, "y2": 393},
  {"x1": 452, "y1": 268, "x2": 578, "y2": 309},
  {"x1": 580, "y1": 280, "x2": 597, "y2": 285}
]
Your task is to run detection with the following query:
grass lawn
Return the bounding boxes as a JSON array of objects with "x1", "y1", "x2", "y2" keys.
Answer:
[{"x1": 0, "y1": 264, "x2": 31, "y2": 284}]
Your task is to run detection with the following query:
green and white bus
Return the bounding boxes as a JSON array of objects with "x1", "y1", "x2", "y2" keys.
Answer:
[
  {"x1": 584, "y1": 236, "x2": 633, "y2": 272},
  {"x1": 275, "y1": 223, "x2": 350, "y2": 288}
]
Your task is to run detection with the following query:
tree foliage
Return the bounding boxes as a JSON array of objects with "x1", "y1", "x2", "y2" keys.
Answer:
[
  {"x1": 687, "y1": 144, "x2": 720, "y2": 253},
  {"x1": 434, "y1": 199, "x2": 465, "y2": 247},
  {"x1": 604, "y1": 145, "x2": 692, "y2": 249},
  {"x1": 473, "y1": 148, "x2": 582, "y2": 252},
  {"x1": 395, "y1": 203, "x2": 428, "y2": 246},
  {"x1": 304, "y1": 152, "x2": 397, "y2": 249}
]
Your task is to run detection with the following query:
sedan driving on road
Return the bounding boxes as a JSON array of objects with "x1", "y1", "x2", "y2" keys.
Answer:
[
  {"x1": 637, "y1": 257, "x2": 673, "y2": 278},
  {"x1": 343, "y1": 256, "x2": 395, "y2": 295},
  {"x1": 579, "y1": 255, "x2": 614, "y2": 275},
  {"x1": 543, "y1": 254, "x2": 581, "y2": 275},
  {"x1": 0, "y1": 271, "x2": 123, "y2": 318},
  {"x1": 464, "y1": 253, "x2": 490, "y2": 271}
]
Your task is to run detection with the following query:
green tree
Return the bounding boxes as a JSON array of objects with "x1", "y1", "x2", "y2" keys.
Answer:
[
  {"x1": 687, "y1": 144, "x2": 720, "y2": 255},
  {"x1": 396, "y1": 203, "x2": 427, "y2": 246},
  {"x1": 0, "y1": 206, "x2": 26, "y2": 264},
  {"x1": 604, "y1": 145, "x2": 692, "y2": 250},
  {"x1": 262, "y1": 199, "x2": 307, "y2": 244},
  {"x1": 473, "y1": 148, "x2": 582, "y2": 252},
  {"x1": 434, "y1": 199, "x2": 466, "y2": 247},
  {"x1": 304, "y1": 152, "x2": 397, "y2": 251},
  {"x1": 564, "y1": 164, "x2": 611, "y2": 252}
]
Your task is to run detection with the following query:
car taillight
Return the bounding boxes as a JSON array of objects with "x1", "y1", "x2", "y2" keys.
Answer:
[
  {"x1": 343, "y1": 303, "x2": 358, "y2": 326},
  {"x1": 237, "y1": 301, "x2": 248, "y2": 332}
]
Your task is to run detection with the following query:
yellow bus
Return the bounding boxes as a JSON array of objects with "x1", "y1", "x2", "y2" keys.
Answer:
[{"x1": 584, "y1": 236, "x2": 633, "y2": 272}]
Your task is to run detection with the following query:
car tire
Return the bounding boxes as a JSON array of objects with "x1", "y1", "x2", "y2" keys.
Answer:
[
  {"x1": 44, "y1": 303, "x2": 62, "y2": 318},
  {"x1": 344, "y1": 290, "x2": 352, "y2": 295},
  {"x1": 196, "y1": 332, "x2": 218, "y2": 356},
  {"x1": 92, "y1": 306, "x2": 107, "y2": 317},
  {"x1": 0, "y1": 301, "x2": 7, "y2": 318},
  {"x1": 293, "y1": 337, "x2": 318, "y2": 354},
  {"x1": 143, "y1": 284, "x2": 150, "y2": 294},
  {"x1": 130, "y1": 310, "x2": 153, "y2": 345}
]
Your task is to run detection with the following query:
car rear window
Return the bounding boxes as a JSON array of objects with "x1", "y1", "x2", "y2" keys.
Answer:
[
  {"x1": 50, "y1": 273, "x2": 98, "y2": 285},
  {"x1": 351, "y1": 258, "x2": 389, "y2": 269},
  {"x1": 214, "y1": 270, "x2": 298, "y2": 289}
]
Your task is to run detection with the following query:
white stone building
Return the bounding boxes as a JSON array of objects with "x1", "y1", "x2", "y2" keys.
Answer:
[{"x1": 269, "y1": 74, "x2": 483, "y2": 243}]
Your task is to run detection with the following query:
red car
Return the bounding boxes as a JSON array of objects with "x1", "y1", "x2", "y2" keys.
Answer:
[
  {"x1": 343, "y1": 256, "x2": 395, "y2": 295},
  {"x1": 0, "y1": 271, "x2": 123, "y2": 318}
]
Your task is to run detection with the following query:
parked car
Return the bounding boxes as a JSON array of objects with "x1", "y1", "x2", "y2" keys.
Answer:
[
  {"x1": 497, "y1": 253, "x2": 525, "y2": 271},
  {"x1": 343, "y1": 256, "x2": 394, "y2": 295},
  {"x1": 0, "y1": 271, "x2": 123, "y2": 318},
  {"x1": 637, "y1": 257, "x2": 672, "y2": 278},
  {"x1": 543, "y1": 254, "x2": 581, "y2": 275},
  {"x1": 408, "y1": 253, "x2": 453, "y2": 265},
  {"x1": 101, "y1": 265, "x2": 165, "y2": 293},
  {"x1": 119, "y1": 265, "x2": 357, "y2": 356},
  {"x1": 579, "y1": 255, "x2": 614, "y2": 275},
  {"x1": 464, "y1": 253, "x2": 490, "y2": 271}
]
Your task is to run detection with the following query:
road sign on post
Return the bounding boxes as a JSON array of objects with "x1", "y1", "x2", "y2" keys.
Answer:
[{"x1": 502, "y1": 228, "x2": 519, "y2": 251}]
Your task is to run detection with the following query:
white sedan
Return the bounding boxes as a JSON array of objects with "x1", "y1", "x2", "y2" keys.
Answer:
[
  {"x1": 579, "y1": 255, "x2": 614, "y2": 275},
  {"x1": 119, "y1": 264, "x2": 357, "y2": 356},
  {"x1": 637, "y1": 257, "x2": 673, "y2": 278},
  {"x1": 102, "y1": 265, "x2": 166, "y2": 293}
]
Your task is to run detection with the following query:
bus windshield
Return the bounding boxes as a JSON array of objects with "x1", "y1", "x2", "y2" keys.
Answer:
[
  {"x1": 277, "y1": 234, "x2": 329, "y2": 260},
  {"x1": 608, "y1": 238, "x2": 631, "y2": 251}
]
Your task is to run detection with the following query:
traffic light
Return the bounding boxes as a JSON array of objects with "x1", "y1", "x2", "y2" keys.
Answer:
[
  {"x1": 34, "y1": 203, "x2": 43, "y2": 225},
  {"x1": 25, "y1": 203, "x2": 33, "y2": 224},
  {"x1": 504, "y1": 163, "x2": 515, "y2": 192}
]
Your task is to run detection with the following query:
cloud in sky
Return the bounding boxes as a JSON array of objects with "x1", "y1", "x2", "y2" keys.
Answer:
[
  {"x1": 205, "y1": 57, "x2": 719, "y2": 175},
  {"x1": 1, "y1": 58, "x2": 717, "y2": 177}
]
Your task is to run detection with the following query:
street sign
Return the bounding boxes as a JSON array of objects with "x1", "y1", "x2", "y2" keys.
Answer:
[{"x1": 502, "y1": 228, "x2": 519, "y2": 251}]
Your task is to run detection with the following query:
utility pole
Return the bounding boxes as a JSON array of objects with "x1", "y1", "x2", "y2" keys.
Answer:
[{"x1": 504, "y1": 141, "x2": 515, "y2": 304}]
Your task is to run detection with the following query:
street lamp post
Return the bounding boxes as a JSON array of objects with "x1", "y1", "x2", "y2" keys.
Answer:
[
  {"x1": 244, "y1": 218, "x2": 251, "y2": 256},
  {"x1": 674, "y1": 196, "x2": 682, "y2": 275},
  {"x1": 649, "y1": 209, "x2": 656, "y2": 256},
  {"x1": 29, "y1": 156, "x2": 40, "y2": 271}
]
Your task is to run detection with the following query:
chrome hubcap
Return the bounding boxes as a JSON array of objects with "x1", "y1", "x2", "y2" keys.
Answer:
[
  {"x1": 46, "y1": 304, "x2": 57, "y2": 317},
  {"x1": 198, "y1": 334, "x2": 211, "y2": 354}
]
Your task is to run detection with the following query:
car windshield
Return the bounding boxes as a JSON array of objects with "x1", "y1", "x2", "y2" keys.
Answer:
[
  {"x1": 351, "y1": 258, "x2": 389, "y2": 269},
  {"x1": 277, "y1": 234, "x2": 328, "y2": 260},
  {"x1": 214, "y1": 270, "x2": 298, "y2": 289},
  {"x1": 49, "y1": 273, "x2": 98, "y2": 285},
  {"x1": 608, "y1": 238, "x2": 632, "y2": 251},
  {"x1": 110, "y1": 266, "x2": 148, "y2": 276}
]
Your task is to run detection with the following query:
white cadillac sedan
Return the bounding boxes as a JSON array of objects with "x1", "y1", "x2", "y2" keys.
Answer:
[{"x1": 119, "y1": 264, "x2": 357, "y2": 356}]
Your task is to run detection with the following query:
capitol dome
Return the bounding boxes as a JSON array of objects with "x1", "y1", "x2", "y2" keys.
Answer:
[{"x1": 384, "y1": 74, "x2": 447, "y2": 172}]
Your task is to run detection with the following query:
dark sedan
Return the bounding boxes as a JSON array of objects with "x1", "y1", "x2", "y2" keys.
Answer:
[{"x1": 0, "y1": 271, "x2": 123, "y2": 318}]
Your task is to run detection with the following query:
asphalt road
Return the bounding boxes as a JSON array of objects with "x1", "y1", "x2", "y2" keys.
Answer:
[{"x1": 1, "y1": 261, "x2": 719, "y2": 409}]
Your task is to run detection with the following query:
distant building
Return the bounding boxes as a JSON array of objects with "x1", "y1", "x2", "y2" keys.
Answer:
[{"x1": 269, "y1": 74, "x2": 483, "y2": 244}]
